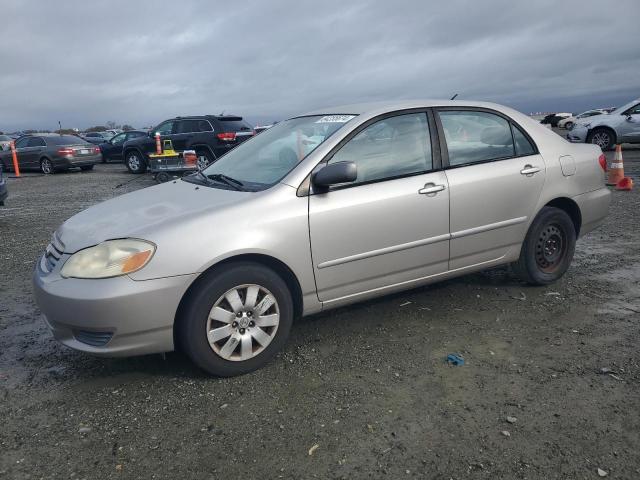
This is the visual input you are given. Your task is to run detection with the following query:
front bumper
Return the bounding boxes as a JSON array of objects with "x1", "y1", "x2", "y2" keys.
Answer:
[
  {"x1": 33, "y1": 260, "x2": 196, "y2": 357},
  {"x1": 566, "y1": 126, "x2": 588, "y2": 143}
]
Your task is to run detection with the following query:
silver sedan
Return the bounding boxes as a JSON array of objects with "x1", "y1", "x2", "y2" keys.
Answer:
[{"x1": 33, "y1": 100, "x2": 611, "y2": 376}]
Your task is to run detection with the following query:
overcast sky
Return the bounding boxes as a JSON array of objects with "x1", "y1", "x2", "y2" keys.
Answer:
[{"x1": 1, "y1": 0, "x2": 639, "y2": 131}]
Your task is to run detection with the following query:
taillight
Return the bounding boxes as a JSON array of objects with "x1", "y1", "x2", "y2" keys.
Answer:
[
  {"x1": 94, "y1": 147, "x2": 101, "y2": 154},
  {"x1": 598, "y1": 153, "x2": 607, "y2": 171},
  {"x1": 216, "y1": 132, "x2": 236, "y2": 141},
  {"x1": 57, "y1": 148, "x2": 74, "y2": 156}
]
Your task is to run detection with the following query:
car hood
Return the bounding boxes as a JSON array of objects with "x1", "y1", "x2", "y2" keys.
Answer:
[
  {"x1": 57, "y1": 179, "x2": 250, "y2": 253},
  {"x1": 575, "y1": 113, "x2": 624, "y2": 128}
]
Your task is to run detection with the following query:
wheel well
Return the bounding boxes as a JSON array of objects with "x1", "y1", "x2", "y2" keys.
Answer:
[
  {"x1": 588, "y1": 125, "x2": 617, "y2": 142},
  {"x1": 173, "y1": 254, "x2": 304, "y2": 342},
  {"x1": 192, "y1": 145, "x2": 216, "y2": 159},
  {"x1": 545, "y1": 197, "x2": 581, "y2": 235}
]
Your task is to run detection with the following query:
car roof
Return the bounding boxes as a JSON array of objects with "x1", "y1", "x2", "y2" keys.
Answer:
[
  {"x1": 299, "y1": 99, "x2": 522, "y2": 117},
  {"x1": 171, "y1": 115, "x2": 244, "y2": 120}
]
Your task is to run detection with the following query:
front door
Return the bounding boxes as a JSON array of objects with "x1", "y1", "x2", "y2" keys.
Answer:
[
  {"x1": 309, "y1": 112, "x2": 450, "y2": 303},
  {"x1": 617, "y1": 103, "x2": 640, "y2": 143},
  {"x1": 436, "y1": 109, "x2": 546, "y2": 269}
]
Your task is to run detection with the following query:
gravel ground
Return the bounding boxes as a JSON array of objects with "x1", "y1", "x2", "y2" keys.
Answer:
[{"x1": 1, "y1": 135, "x2": 639, "y2": 479}]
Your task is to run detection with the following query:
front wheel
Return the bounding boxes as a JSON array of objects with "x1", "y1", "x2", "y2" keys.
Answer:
[
  {"x1": 125, "y1": 150, "x2": 147, "y2": 174},
  {"x1": 587, "y1": 128, "x2": 615, "y2": 151},
  {"x1": 513, "y1": 207, "x2": 576, "y2": 285},
  {"x1": 564, "y1": 121, "x2": 573, "y2": 130},
  {"x1": 177, "y1": 262, "x2": 293, "y2": 377}
]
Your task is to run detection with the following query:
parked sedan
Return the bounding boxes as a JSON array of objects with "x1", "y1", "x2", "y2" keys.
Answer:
[
  {"x1": 557, "y1": 109, "x2": 606, "y2": 130},
  {"x1": 0, "y1": 134, "x2": 101, "y2": 174},
  {"x1": 99, "y1": 130, "x2": 147, "y2": 162},
  {"x1": 33, "y1": 100, "x2": 610, "y2": 376},
  {"x1": 567, "y1": 97, "x2": 640, "y2": 150}
]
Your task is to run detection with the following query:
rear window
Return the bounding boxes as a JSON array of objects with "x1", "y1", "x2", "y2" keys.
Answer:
[
  {"x1": 219, "y1": 119, "x2": 253, "y2": 132},
  {"x1": 46, "y1": 135, "x2": 88, "y2": 146}
]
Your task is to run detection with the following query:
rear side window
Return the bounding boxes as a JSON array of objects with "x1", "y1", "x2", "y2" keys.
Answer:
[
  {"x1": 328, "y1": 112, "x2": 432, "y2": 186},
  {"x1": 177, "y1": 120, "x2": 200, "y2": 133},
  {"x1": 46, "y1": 135, "x2": 86, "y2": 145},
  {"x1": 219, "y1": 119, "x2": 253, "y2": 132},
  {"x1": 15, "y1": 137, "x2": 30, "y2": 148},
  {"x1": 511, "y1": 125, "x2": 536, "y2": 156},
  {"x1": 438, "y1": 111, "x2": 515, "y2": 166},
  {"x1": 28, "y1": 137, "x2": 46, "y2": 147},
  {"x1": 198, "y1": 120, "x2": 213, "y2": 132}
]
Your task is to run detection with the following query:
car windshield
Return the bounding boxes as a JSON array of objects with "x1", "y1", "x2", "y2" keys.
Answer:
[{"x1": 192, "y1": 114, "x2": 356, "y2": 191}]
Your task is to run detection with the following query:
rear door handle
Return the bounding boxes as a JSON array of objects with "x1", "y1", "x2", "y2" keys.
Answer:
[
  {"x1": 520, "y1": 165, "x2": 541, "y2": 176},
  {"x1": 418, "y1": 183, "x2": 446, "y2": 195}
]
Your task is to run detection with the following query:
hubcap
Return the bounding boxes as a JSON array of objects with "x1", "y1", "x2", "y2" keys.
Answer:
[
  {"x1": 128, "y1": 155, "x2": 140, "y2": 170},
  {"x1": 535, "y1": 224, "x2": 566, "y2": 273},
  {"x1": 206, "y1": 284, "x2": 280, "y2": 362},
  {"x1": 592, "y1": 132, "x2": 610, "y2": 149}
]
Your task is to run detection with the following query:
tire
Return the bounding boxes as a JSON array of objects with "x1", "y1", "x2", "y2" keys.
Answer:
[
  {"x1": 177, "y1": 262, "x2": 293, "y2": 377},
  {"x1": 564, "y1": 121, "x2": 573, "y2": 130},
  {"x1": 125, "y1": 150, "x2": 147, "y2": 174},
  {"x1": 513, "y1": 207, "x2": 576, "y2": 286},
  {"x1": 195, "y1": 149, "x2": 215, "y2": 170},
  {"x1": 155, "y1": 171, "x2": 171, "y2": 183},
  {"x1": 40, "y1": 158, "x2": 54, "y2": 174},
  {"x1": 587, "y1": 128, "x2": 615, "y2": 151},
  {"x1": 80, "y1": 165, "x2": 94, "y2": 171}
]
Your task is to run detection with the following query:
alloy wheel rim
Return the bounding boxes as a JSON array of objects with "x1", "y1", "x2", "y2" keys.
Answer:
[
  {"x1": 197, "y1": 155, "x2": 209, "y2": 170},
  {"x1": 41, "y1": 160, "x2": 52, "y2": 174},
  {"x1": 206, "y1": 284, "x2": 280, "y2": 362},
  {"x1": 128, "y1": 155, "x2": 140, "y2": 170},
  {"x1": 535, "y1": 224, "x2": 566, "y2": 273},
  {"x1": 592, "y1": 132, "x2": 609, "y2": 149}
]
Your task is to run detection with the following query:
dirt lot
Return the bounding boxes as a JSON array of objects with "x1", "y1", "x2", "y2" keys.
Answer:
[{"x1": 1, "y1": 136, "x2": 639, "y2": 479}]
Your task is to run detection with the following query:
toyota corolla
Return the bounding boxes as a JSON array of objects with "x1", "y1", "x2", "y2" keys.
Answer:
[{"x1": 33, "y1": 100, "x2": 610, "y2": 376}]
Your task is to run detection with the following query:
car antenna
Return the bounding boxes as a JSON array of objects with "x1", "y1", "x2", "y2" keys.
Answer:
[
  {"x1": 58, "y1": 121, "x2": 63, "y2": 135},
  {"x1": 450, "y1": 94, "x2": 458, "y2": 100}
]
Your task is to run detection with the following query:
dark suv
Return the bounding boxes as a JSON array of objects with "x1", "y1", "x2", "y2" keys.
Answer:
[{"x1": 122, "y1": 115, "x2": 255, "y2": 173}]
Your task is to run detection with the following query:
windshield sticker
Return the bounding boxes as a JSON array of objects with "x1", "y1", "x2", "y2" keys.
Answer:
[{"x1": 315, "y1": 115, "x2": 356, "y2": 123}]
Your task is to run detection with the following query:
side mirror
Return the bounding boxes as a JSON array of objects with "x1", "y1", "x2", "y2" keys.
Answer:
[
  {"x1": 626, "y1": 115, "x2": 635, "y2": 122},
  {"x1": 312, "y1": 161, "x2": 357, "y2": 191}
]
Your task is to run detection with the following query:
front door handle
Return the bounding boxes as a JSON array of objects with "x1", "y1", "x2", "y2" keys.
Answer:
[
  {"x1": 418, "y1": 183, "x2": 446, "y2": 195},
  {"x1": 520, "y1": 165, "x2": 541, "y2": 176}
]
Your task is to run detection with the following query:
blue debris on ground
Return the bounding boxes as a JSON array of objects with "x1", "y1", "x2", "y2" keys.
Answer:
[{"x1": 446, "y1": 353, "x2": 465, "y2": 366}]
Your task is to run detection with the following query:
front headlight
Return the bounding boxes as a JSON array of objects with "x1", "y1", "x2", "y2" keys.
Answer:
[{"x1": 60, "y1": 239, "x2": 156, "y2": 279}]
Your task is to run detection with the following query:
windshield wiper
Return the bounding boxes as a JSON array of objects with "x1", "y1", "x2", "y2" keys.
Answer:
[{"x1": 207, "y1": 173, "x2": 245, "y2": 191}]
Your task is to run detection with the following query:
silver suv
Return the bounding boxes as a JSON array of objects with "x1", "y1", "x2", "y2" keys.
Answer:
[
  {"x1": 33, "y1": 100, "x2": 610, "y2": 376},
  {"x1": 567, "y1": 97, "x2": 640, "y2": 150}
]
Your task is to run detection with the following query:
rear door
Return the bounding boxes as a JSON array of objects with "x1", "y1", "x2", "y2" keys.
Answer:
[
  {"x1": 173, "y1": 119, "x2": 200, "y2": 152},
  {"x1": 23, "y1": 137, "x2": 46, "y2": 169},
  {"x1": 309, "y1": 111, "x2": 450, "y2": 303},
  {"x1": 435, "y1": 109, "x2": 546, "y2": 269}
]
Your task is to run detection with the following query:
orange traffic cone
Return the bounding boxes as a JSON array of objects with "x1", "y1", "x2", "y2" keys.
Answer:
[
  {"x1": 616, "y1": 177, "x2": 633, "y2": 191},
  {"x1": 607, "y1": 144, "x2": 625, "y2": 186}
]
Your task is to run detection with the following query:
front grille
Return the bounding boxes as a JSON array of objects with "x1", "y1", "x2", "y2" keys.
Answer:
[
  {"x1": 41, "y1": 232, "x2": 65, "y2": 273},
  {"x1": 73, "y1": 330, "x2": 114, "y2": 347}
]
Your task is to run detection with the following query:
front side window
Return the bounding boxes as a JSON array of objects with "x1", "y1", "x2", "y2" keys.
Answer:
[
  {"x1": 624, "y1": 103, "x2": 640, "y2": 115},
  {"x1": 111, "y1": 133, "x2": 126, "y2": 145},
  {"x1": 154, "y1": 121, "x2": 175, "y2": 135},
  {"x1": 196, "y1": 115, "x2": 355, "y2": 190},
  {"x1": 328, "y1": 113, "x2": 432, "y2": 186},
  {"x1": 15, "y1": 137, "x2": 30, "y2": 148},
  {"x1": 439, "y1": 110, "x2": 515, "y2": 166}
]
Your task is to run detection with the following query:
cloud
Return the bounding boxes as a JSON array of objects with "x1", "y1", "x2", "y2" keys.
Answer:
[{"x1": 1, "y1": 0, "x2": 638, "y2": 131}]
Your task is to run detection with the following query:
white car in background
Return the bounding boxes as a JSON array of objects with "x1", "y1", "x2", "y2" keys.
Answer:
[{"x1": 558, "y1": 110, "x2": 607, "y2": 130}]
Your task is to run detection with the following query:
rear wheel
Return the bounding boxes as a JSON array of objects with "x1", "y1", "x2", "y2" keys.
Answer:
[
  {"x1": 177, "y1": 262, "x2": 293, "y2": 377},
  {"x1": 587, "y1": 128, "x2": 615, "y2": 151},
  {"x1": 513, "y1": 207, "x2": 576, "y2": 285},
  {"x1": 40, "y1": 158, "x2": 54, "y2": 174},
  {"x1": 195, "y1": 149, "x2": 214, "y2": 170},
  {"x1": 125, "y1": 150, "x2": 147, "y2": 174}
]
